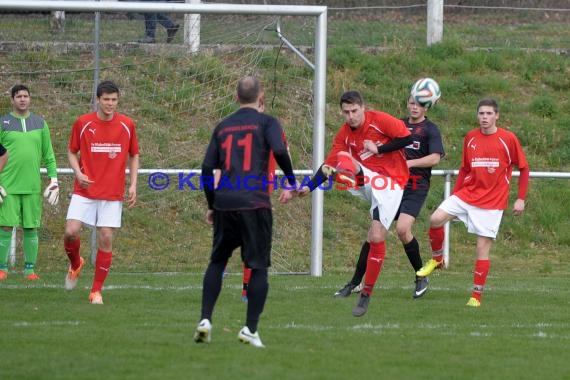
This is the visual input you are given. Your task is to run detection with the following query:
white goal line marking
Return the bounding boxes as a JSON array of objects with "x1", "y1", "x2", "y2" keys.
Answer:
[{"x1": 2, "y1": 282, "x2": 568, "y2": 295}]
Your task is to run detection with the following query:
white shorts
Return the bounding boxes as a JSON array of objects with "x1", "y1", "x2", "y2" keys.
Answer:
[
  {"x1": 439, "y1": 195, "x2": 503, "y2": 238},
  {"x1": 66, "y1": 194, "x2": 123, "y2": 228},
  {"x1": 346, "y1": 165, "x2": 404, "y2": 230}
]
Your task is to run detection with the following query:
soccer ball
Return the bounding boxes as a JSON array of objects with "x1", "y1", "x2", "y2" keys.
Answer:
[{"x1": 410, "y1": 77, "x2": 441, "y2": 108}]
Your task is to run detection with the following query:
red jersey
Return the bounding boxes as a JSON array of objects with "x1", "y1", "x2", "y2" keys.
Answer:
[
  {"x1": 453, "y1": 127, "x2": 528, "y2": 210},
  {"x1": 69, "y1": 111, "x2": 139, "y2": 200},
  {"x1": 325, "y1": 110, "x2": 411, "y2": 187}
]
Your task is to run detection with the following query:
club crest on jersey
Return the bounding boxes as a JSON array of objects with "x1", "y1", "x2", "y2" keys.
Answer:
[
  {"x1": 407, "y1": 141, "x2": 420, "y2": 150},
  {"x1": 359, "y1": 149, "x2": 374, "y2": 161},
  {"x1": 91, "y1": 143, "x2": 121, "y2": 159}
]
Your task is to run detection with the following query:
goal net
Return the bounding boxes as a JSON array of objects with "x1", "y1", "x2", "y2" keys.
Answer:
[{"x1": 0, "y1": 1, "x2": 326, "y2": 274}]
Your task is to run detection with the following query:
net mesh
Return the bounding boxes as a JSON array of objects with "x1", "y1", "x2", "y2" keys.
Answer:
[{"x1": 0, "y1": 10, "x2": 316, "y2": 273}]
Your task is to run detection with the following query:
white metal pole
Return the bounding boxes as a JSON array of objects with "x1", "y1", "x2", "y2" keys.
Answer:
[
  {"x1": 443, "y1": 172, "x2": 451, "y2": 268},
  {"x1": 184, "y1": 0, "x2": 200, "y2": 53},
  {"x1": 427, "y1": 0, "x2": 444, "y2": 46},
  {"x1": 310, "y1": 9, "x2": 327, "y2": 277}
]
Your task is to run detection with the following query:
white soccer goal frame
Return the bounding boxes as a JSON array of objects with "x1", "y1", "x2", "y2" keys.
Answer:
[{"x1": 0, "y1": 0, "x2": 328, "y2": 276}]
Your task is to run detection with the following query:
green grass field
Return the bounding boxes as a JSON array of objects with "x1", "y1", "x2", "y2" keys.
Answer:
[{"x1": 1, "y1": 270, "x2": 568, "y2": 380}]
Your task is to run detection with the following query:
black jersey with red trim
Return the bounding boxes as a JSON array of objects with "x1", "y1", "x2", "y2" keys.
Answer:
[
  {"x1": 403, "y1": 117, "x2": 445, "y2": 186},
  {"x1": 202, "y1": 107, "x2": 291, "y2": 210}
]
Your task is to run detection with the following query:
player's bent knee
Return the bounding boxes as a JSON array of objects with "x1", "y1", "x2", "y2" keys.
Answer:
[
  {"x1": 429, "y1": 211, "x2": 448, "y2": 228},
  {"x1": 395, "y1": 225, "x2": 410, "y2": 241},
  {"x1": 63, "y1": 229, "x2": 80, "y2": 241}
]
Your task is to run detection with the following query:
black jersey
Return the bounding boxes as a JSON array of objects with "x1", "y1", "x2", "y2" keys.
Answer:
[
  {"x1": 403, "y1": 117, "x2": 445, "y2": 186},
  {"x1": 202, "y1": 107, "x2": 292, "y2": 211}
]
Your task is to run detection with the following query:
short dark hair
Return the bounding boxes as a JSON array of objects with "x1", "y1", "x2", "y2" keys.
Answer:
[
  {"x1": 236, "y1": 76, "x2": 261, "y2": 104},
  {"x1": 11, "y1": 84, "x2": 30, "y2": 98},
  {"x1": 477, "y1": 98, "x2": 499, "y2": 113},
  {"x1": 96, "y1": 80, "x2": 120, "y2": 97},
  {"x1": 340, "y1": 91, "x2": 364, "y2": 107}
]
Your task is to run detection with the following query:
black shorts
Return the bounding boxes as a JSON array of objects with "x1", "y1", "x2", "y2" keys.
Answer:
[
  {"x1": 395, "y1": 187, "x2": 429, "y2": 220},
  {"x1": 211, "y1": 208, "x2": 273, "y2": 269}
]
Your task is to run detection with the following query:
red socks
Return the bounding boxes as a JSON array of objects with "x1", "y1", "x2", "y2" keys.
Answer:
[
  {"x1": 336, "y1": 153, "x2": 358, "y2": 174},
  {"x1": 91, "y1": 249, "x2": 112, "y2": 293},
  {"x1": 471, "y1": 259, "x2": 490, "y2": 301},
  {"x1": 66, "y1": 238, "x2": 113, "y2": 294},
  {"x1": 428, "y1": 226, "x2": 445, "y2": 262},
  {"x1": 64, "y1": 238, "x2": 81, "y2": 270},
  {"x1": 363, "y1": 241, "x2": 386, "y2": 296},
  {"x1": 429, "y1": 226, "x2": 444, "y2": 251}
]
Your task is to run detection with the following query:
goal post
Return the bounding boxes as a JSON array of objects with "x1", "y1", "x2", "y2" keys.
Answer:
[{"x1": 0, "y1": 0, "x2": 327, "y2": 276}]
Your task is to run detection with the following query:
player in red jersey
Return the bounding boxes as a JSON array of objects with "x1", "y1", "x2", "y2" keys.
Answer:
[
  {"x1": 300, "y1": 90, "x2": 413, "y2": 317},
  {"x1": 334, "y1": 94, "x2": 445, "y2": 300},
  {"x1": 416, "y1": 98, "x2": 529, "y2": 307},
  {"x1": 62, "y1": 80, "x2": 140, "y2": 305}
]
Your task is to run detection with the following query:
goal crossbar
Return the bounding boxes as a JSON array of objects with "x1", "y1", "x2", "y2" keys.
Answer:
[{"x1": 1, "y1": 1, "x2": 326, "y2": 16}]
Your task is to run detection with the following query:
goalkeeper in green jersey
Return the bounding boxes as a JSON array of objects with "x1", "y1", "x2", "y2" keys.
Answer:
[{"x1": 0, "y1": 84, "x2": 59, "y2": 281}]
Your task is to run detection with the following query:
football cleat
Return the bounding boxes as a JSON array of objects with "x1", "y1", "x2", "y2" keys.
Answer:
[
  {"x1": 0, "y1": 270, "x2": 7, "y2": 281},
  {"x1": 352, "y1": 293, "x2": 371, "y2": 317},
  {"x1": 334, "y1": 283, "x2": 360, "y2": 298},
  {"x1": 413, "y1": 277, "x2": 429, "y2": 299},
  {"x1": 25, "y1": 273, "x2": 40, "y2": 281},
  {"x1": 194, "y1": 319, "x2": 212, "y2": 343},
  {"x1": 416, "y1": 258, "x2": 444, "y2": 277},
  {"x1": 238, "y1": 326, "x2": 265, "y2": 348},
  {"x1": 466, "y1": 297, "x2": 481, "y2": 307},
  {"x1": 89, "y1": 291, "x2": 104, "y2": 305},
  {"x1": 64, "y1": 257, "x2": 85, "y2": 291}
]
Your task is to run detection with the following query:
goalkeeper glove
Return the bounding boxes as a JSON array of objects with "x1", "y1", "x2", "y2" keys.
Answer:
[
  {"x1": 0, "y1": 185, "x2": 6, "y2": 203},
  {"x1": 43, "y1": 178, "x2": 59, "y2": 206}
]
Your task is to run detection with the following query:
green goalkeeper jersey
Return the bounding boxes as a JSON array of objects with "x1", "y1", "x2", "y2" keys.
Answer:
[{"x1": 0, "y1": 112, "x2": 58, "y2": 194}]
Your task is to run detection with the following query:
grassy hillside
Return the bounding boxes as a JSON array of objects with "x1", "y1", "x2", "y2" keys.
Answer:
[{"x1": 0, "y1": 15, "x2": 569, "y2": 276}]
